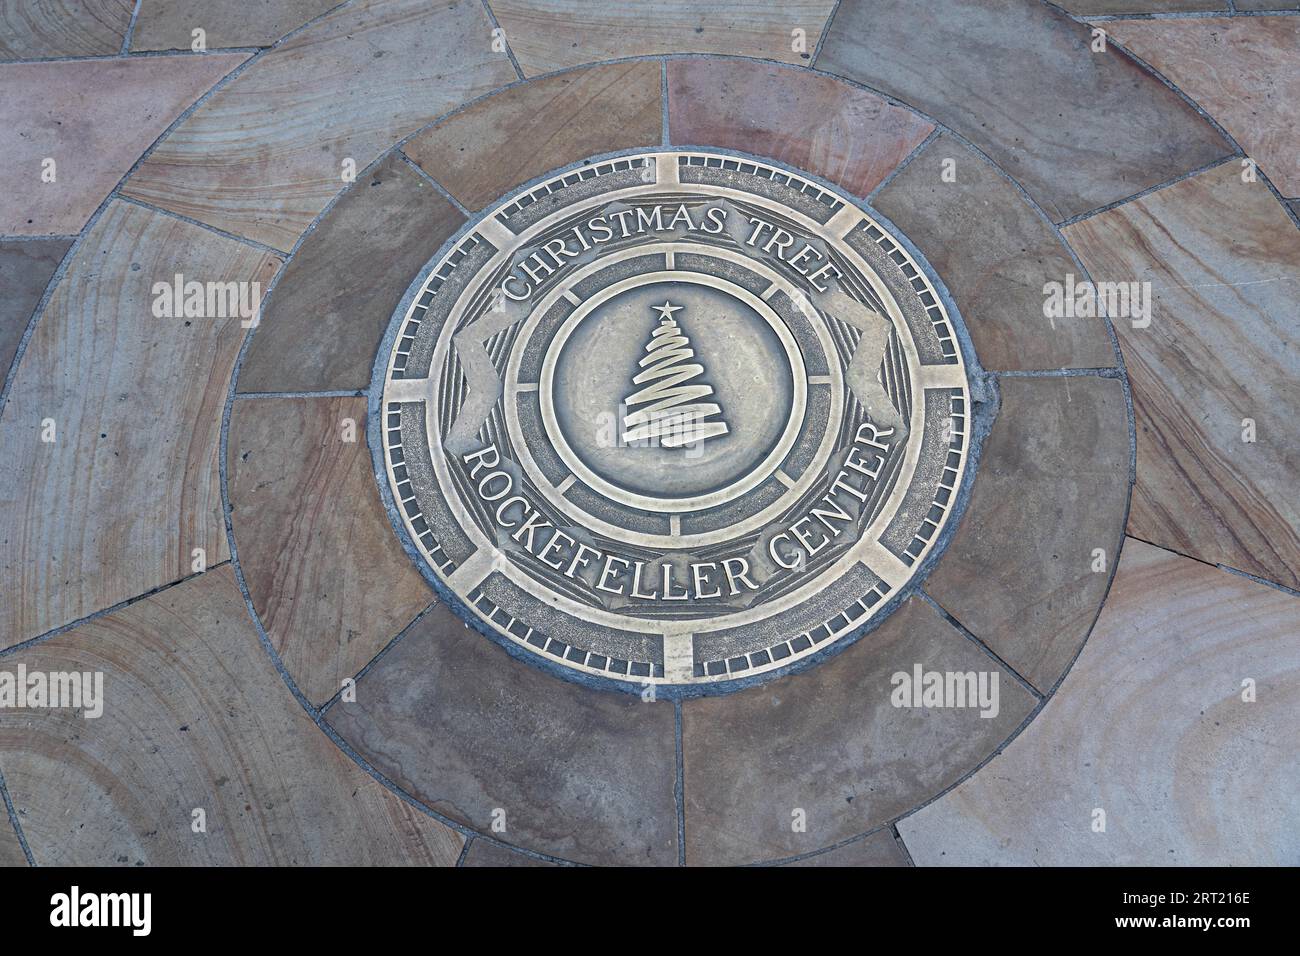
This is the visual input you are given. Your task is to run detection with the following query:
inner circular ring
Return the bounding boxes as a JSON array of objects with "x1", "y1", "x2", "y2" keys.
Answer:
[
  {"x1": 500, "y1": 240, "x2": 849, "y2": 551},
  {"x1": 537, "y1": 271, "x2": 808, "y2": 512}
]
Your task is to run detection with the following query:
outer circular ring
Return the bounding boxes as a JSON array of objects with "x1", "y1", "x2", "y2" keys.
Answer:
[{"x1": 373, "y1": 148, "x2": 974, "y2": 688}]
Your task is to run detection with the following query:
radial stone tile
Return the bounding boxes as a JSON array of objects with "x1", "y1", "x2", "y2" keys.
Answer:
[
  {"x1": 1065, "y1": 163, "x2": 1300, "y2": 590},
  {"x1": 815, "y1": 0, "x2": 1232, "y2": 223},
  {"x1": 681, "y1": 597, "x2": 1035, "y2": 866},
  {"x1": 0, "y1": 566, "x2": 465, "y2": 866},
  {"x1": 489, "y1": 0, "x2": 838, "y2": 74},
  {"x1": 924, "y1": 377, "x2": 1130, "y2": 693},
  {"x1": 1104, "y1": 17, "x2": 1300, "y2": 197},
  {"x1": 131, "y1": 0, "x2": 340, "y2": 52},
  {"x1": 784, "y1": 829, "x2": 911, "y2": 867},
  {"x1": 872, "y1": 134, "x2": 1115, "y2": 371},
  {"x1": 325, "y1": 602, "x2": 679, "y2": 866},
  {"x1": 0, "y1": 0, "x2": 132, "y2": 60},
  {"x1": 900, "y1": 539, "x2": 1300, "y2": 866},
  {"x1": 666, "y1": 59, "x2": 934, "y2": 198},
  {"x1": 237, "y1": 154, "x2": 464, "y2": 393},
  {"x1": 0, "y1": 239, "x2": 70, "y2": 381},
  {"x1": 403, "y1": 61, "x2": 663, "y2": 212},
  {"x1": 0, "y1": 54, "x2": 249, "y2": 235},
  {"x1": 228, "y1": 396, "x2": 434, "y2": 706},
  {"x1": 0, "y1": 200, "x2": 280, "y2": 649},
  {"x1": 461, "y1": 839, "x2": 558, "y2": 867},
  {"x1": 121, "y1": 0, "x2": 518, "y2": 252}
]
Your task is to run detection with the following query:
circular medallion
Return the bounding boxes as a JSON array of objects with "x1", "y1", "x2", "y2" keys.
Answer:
[{"x1": 372, "y1": 150, "x2": 973, "y2": 688}]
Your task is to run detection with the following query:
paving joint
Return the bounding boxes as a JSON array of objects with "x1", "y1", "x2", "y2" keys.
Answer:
[
  {"x1": 917, "y1": 590, "x2": 1045, "y2": 701},
  {"x1": 659, "y1": 58, "x2": 670, "y2": 147},
  {"x1": 397, "y1": 151, "x2": 473, "y2": 218},
  {"x1": 0, "y1": 765, "x2": 36, "y2": 866},
  {"x1": 318, "y1": 601, "x2": 439, "y2": 715},
  {"x1": 0, "y1": 562, "x2": 232, "y2": 661},
  {"x1": 479, "y1": 0, "x2": 525, "y2": 81},
  {"x1": 810, "y1": 0, "x2": 844, "y2": 66},
  {"x1": 863, "y1": 126, "x2": 942, "y2": 205},
  {"x1": 891, "y1": 825, "x2": 916, "y2": 866},
  {"x1": 234, "y1": 389, "x2": 367, "y2": 400}
]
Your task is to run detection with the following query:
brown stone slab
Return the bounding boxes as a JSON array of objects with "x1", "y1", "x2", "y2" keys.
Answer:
[
  {"x1": 325, "y1": 602, "x2": 679, "y2": 866},
  {"x1": 131, "y1": 0, "x2": 339, "y2": 51},
  {"x1": 461, "y1": 839, "x2": 557, "y2": 867},
  {"x1": 0, "y1": 0, "x2": 132, "y2": 60},
  {"x1": 1062, "y1": 1, "x2": 1223, "y2": 11},
  {"x1": 816, "y1": 0, "x2": 1232, "y2": 223},
  {"x1": 228, "y1": 396, "x2": 434, "y2": 705},
  {"x1": 0, "y1": 54, "x2": 249, "y2": 235},
  {"x1": 1065, "y1": 163, "x2": 1300, "y2": 590},
  {"x1": 681, "y1": 597, "x2": 1036, "y2": 866},
  {"x1": 490, "y1": 0, "x2": 838, "y2": 74},
  {"x1": 924, "y1": 376, "x2": 1130, "y2": 692},
  {"x1": 237, "y1": 154, "x2": 463, "y2": 393},
  {"x1": 873, "y1": 134, "x2": 1115, "y2": 370},
  {"x1": 900, "y1": 539, "x2": 1300, "y2": 865},
  {"x1": 784, "y1": 829, "x2": 911, "y2": 867},
  {"x1": 0, "y1": 566, "x2": 464, "y2": 865},
  {"x1": 1106, "y1": 16, "x2": 1300, "y2": 197},
  {"x1": 0, "y1": 239, "x2": 70, "y2": 381},
  {"x1": 666, "y1": 58, "x2": 934, "y2": 198},
  {"x1": 404, "y1": 61, "x2": 662, "y2": 211},
  {"x1": 121, "y1": 0, "x2": 517, "y2": 251},
  {"x1": 0, "y1": 200, "x2": 280, "y2": 649}
]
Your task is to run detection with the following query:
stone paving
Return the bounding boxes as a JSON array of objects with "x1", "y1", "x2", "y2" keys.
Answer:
[{"x1": 0, "y1": 0, "x2": 1295, "y2": 866}]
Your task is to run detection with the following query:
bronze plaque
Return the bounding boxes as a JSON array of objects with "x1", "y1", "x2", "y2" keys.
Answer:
[{"x1": 372, "y1": 150, "x2": 972, "y2": 688}]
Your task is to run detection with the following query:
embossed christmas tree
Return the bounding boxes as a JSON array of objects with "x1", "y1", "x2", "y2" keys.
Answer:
[{"x1": 621, "y1": 301, "x2": 729, "y2": 449}]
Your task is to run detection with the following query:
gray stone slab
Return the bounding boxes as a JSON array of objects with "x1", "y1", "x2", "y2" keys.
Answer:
[{"x1": 817, "y1": 0, "x2": 1232, "y2": 222}]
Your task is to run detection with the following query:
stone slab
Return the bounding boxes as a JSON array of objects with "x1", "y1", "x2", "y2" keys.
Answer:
[
  {"x1": 816, "y1": 0, "x2": 1232, "y2": 223},
  {"x1": 404, "y1": 61, "x2": 662, "y2": 211},
  {"x1": 924, "y1": 376, "x2": 1130, "y2": 692},
  {"x1": 228, "y1": 395, "x2": 435, "y2": 705},
  {"x1": 0, "y1": 200, "x2": 279, "y2": 648},
  {"x1": 490, "y1": 0, "x2": 838, "y2": 74},
  {"x1": 901, "y1": 539, "x2": 1300, "y2": 865},
  {"x1": 0, "y1": 239, "x2": 70, "y2": 382},
  {"x1": 122, "y1": 0, "x2": 516, "y2": 251},
  {"x1": 236, "y1": 153, "x2": 463, "y2": 393},
  {"x1": 326, "y1": 602, "x2": 680, "y2": 866},
  {"x1": 1106, "y1": 16, "x2": 1300, "y2": 196},
  {"x1": 1065, "y1": 163, "x2": 1300, "y2": 590},
  {"x1": 0, "y1": 0, "x2": 132, "y2": 60},
  {"x1": 0, "y1": 54, "x2": 248, "y2": 235},
  {"x1": 0, "y1": 566, "x2": 465, "y2": 865},
  {"x1": 873, "y1": 134, "x2": 1115, "y2": 370},
  {"x1": 682, "y1": 597, "x2": 1035, "y2": 866},
  {"x1": 131, "y1": 0, "x2": 339, "y2": 52}
]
